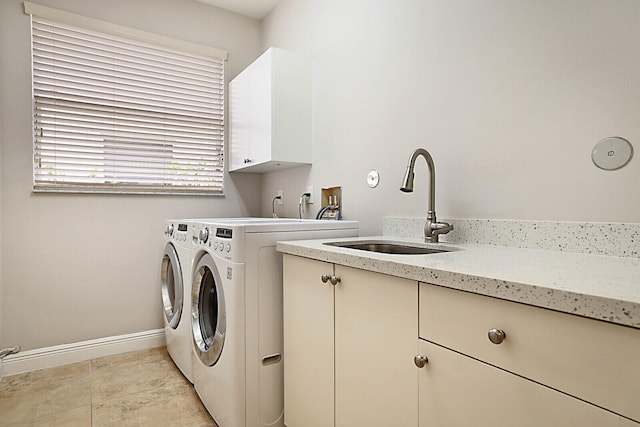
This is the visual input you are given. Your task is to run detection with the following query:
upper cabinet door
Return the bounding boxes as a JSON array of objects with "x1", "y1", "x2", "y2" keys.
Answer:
[
  {"x1": 229, "y1": 70, "x2": 251, "y2": 171},
  {"x1": 229, "y1": 48, "x2": 311, "y2": 173},
  {"x1": 248, "y1": 53, "x2": 272, "y2": 166}
]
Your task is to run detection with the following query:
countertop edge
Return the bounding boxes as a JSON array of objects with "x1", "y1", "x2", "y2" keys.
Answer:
[{"x1": 277, "y1": 238, "x2": 640, "y2": 330}]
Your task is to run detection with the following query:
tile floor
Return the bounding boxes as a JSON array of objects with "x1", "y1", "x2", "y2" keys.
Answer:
[{"x1": 0, "y1": 347, "x2": 217, "y2": 426}]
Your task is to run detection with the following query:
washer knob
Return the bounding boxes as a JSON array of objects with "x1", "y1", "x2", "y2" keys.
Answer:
[
  {"x1": 488, "y1": 328, "x2": 507, "y2": 345},
  {"x1": 165, "y1": 224, "x2": 174, "y2": 237},
  {"x1": 199, "y1": 227, "x2": 209, "y2": 243}
]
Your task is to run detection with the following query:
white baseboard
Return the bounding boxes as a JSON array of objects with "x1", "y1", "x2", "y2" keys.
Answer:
[{"x1": 1, "y1": 329, "x2": 166, "y2": 378}]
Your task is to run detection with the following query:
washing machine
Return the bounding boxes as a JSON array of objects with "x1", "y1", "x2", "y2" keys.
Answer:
[
  {"x1": 161, "y1": 219, "x2": 197, "y2": 383},
  {"x1": 190, "y1": 218, "x2": 358, "y2": 427}
]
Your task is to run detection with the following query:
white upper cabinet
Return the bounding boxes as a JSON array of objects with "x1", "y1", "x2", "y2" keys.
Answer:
[{"x1": 229, "y1": 47, "x2": 311, "y2": 173}]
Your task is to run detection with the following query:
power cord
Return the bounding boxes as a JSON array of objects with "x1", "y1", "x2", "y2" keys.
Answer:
[
  {"x1": 298, "y1": 192, "x2": 311, "y2": 218},
  {"x1": 272, "y1": 195, "x2": 282, "y2": 218}
]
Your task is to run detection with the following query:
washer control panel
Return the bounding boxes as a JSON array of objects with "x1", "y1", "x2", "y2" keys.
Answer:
[
  {"x1": 211, "y1": 240, "x2": 232, "y2": 253},
  {"x1": 212, "y1": 227, "x2": 232, "y2": 257},
  {"x1": 197, "y1": 226, "x2": 234, "y2": 259},
  {"x1": 166, "y1": 222, "x2": 191, "y2": 244}
]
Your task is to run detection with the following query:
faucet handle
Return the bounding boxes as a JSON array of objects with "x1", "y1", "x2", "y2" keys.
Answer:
[
  {"x1": 432, "y1": 221, "x2": 453, "y2": 235},
  {"x1": 425, "y1": 217, "x2": 453, "y2": 243}
]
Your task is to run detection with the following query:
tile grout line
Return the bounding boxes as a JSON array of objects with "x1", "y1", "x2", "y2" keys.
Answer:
[{"x1": 90, "y1": 357, "x2": 94, "y2": 427}]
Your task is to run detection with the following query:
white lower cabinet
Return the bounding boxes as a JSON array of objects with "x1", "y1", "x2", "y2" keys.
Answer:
[
  {"x1": 417, "y1": 339, "x2": 636, "y2": 426},
  {"x1": 334, "y1": 262, "x2": 417, "y2": 427},
  {"x1": 283, "y1": 254, "x2": 417, "y2": 427},
  {"x1": 418, "y1": 283, "x2": 640, "y2": 425},
  {"x1": 283, "y1": 255, "x2": 334, "y2": 427},
  {"x1": 283, "y1": 254, "x2": 639, "y2": 426}
]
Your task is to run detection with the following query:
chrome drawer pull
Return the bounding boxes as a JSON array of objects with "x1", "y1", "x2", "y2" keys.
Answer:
[
  {"x1": 488, "y1": 328, "x2": 507, "y2": 344},
  {"x1": 414, "y1": 355, "x2": 429, "y2": 368},
  {"x1": 321, "y1": 274, "x2": 341, "y2": 285}
]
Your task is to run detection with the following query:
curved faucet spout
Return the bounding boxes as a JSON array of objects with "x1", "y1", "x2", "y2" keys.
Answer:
[
  {"x1": 400, "y1": 148, "x2": 452, "y2": 243},
  {"x1": 400, "y1": 148, "x2": 435, "y2": 213}
]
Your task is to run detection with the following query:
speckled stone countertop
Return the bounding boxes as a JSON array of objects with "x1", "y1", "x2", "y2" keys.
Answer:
[{"x1": 276, "y1": 236, "x2": 640, "y2": 329}]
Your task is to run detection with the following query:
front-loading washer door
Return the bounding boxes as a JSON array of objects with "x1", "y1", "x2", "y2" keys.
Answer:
[
  {"x1": 192, "y1": 253, "x2": 226, "y2": 366},
  {"x1": 161, "y1": 243, "x2": 184, "y2": 329}
]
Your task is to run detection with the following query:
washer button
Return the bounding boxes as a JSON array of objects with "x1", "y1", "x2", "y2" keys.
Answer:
[{"x1": 226, "y1": 244, "x2": 231, "y2": 252}]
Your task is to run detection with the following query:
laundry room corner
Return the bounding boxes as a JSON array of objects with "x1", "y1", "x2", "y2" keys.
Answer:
[{"x1": 0, "y1": 0, "x2": 265, "y2": 365}]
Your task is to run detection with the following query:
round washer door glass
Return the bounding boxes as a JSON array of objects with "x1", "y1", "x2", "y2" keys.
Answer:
[
  {"x1": 161, "y1": 243, "x2": 183, "y2": 329},
  {"x1": 192, "y1": 253, "x2": 226, "y2": 366}
]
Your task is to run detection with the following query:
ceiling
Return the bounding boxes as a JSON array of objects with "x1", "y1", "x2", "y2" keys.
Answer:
[{"x1": 195, "y1": 0, "x2": 281, "y2": 19}]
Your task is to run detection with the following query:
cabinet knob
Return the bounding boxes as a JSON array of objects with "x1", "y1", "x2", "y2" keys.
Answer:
[
  {"x1": 414, "y1": 355, "x2": 429, "y2": 368},
  {"x1": 488, "y1": 328, "x2": 507, "y2": 345},
  {"x1": 320, "y1": 274, "x2": 341, "y2": 285}
]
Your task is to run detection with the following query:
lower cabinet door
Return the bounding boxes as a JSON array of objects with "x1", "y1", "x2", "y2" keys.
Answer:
[
  {"x1": 334, "y1": 266, "x2": 418, "y2": 427},
  {"x1": 417, "y1": 339, "x2": 636, "y2": 427},
  {"x1": 283, "y1": 255, "x2": 334, "y2": 427}
]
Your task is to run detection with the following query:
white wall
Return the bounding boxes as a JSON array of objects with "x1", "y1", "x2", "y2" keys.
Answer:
[
  {"x1": 0, "y1": 0, "x2": 262, "y2": 351},
  {"x1": 260, "y1": 0, "x2": 640, "y2": 235},
  {"x1": 0, "y1": 91, "x2": 3, "y2": 349},
  {"x1": 2, "y1": 0, "x2": 639, "y2": 353}
]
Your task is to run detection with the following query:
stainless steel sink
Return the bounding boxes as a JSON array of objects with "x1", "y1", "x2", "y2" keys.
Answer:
[{"x1": 324, "y1": 241, "x2": 453, "y2": 255}]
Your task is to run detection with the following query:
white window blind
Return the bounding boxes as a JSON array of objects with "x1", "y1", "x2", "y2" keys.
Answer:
[{"x1": 28, "y1": 9, "x2": 226, "y2": 194}]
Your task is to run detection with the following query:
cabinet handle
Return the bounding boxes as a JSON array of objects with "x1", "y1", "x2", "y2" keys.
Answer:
[
  {"x1": 244, "y1": 158, "x2": 252, "y2": 164},
  {"x1": 488, "y1": 328, "x2": 507, "y2": 345},
  {"x1": 414, "y1": 355, "x2": 429, "y2": 368},
  {"x1": 320, "y1": 274, "x2": 341, "y2": 285}
]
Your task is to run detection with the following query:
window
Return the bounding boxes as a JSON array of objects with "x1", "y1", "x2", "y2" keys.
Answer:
[{"x1": 25, "y1": 2, "x2": 227, "y2": 194}]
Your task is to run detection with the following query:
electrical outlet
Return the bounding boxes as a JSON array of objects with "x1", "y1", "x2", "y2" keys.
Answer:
[
  {"x1": 276, "y1": 190, "x2": 284, "y2": 205},
  {"x1": 306, "y1": 186, "x2": 314, "y2": 203}
]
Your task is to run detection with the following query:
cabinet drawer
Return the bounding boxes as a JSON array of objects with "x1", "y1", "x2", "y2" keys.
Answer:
[
  {"x1": 419, "y1": 283, "x2": 640, "y2": 422},
  {"x1": 418, "y1": 339, "x2": 637, "y2": 427}
]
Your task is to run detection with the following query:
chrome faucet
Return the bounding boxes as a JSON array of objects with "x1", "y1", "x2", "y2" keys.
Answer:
[{"x1": 400, "y1": 148, "x2": 453, "y2": 243}]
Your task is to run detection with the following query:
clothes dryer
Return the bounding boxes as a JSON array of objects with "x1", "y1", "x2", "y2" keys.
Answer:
[
  {"x1": 161, "y1": 219, "x2": 197, "y2": 383},
  {"x1": 190, "y1": 219, "x2": 358, "y2": 427}
]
